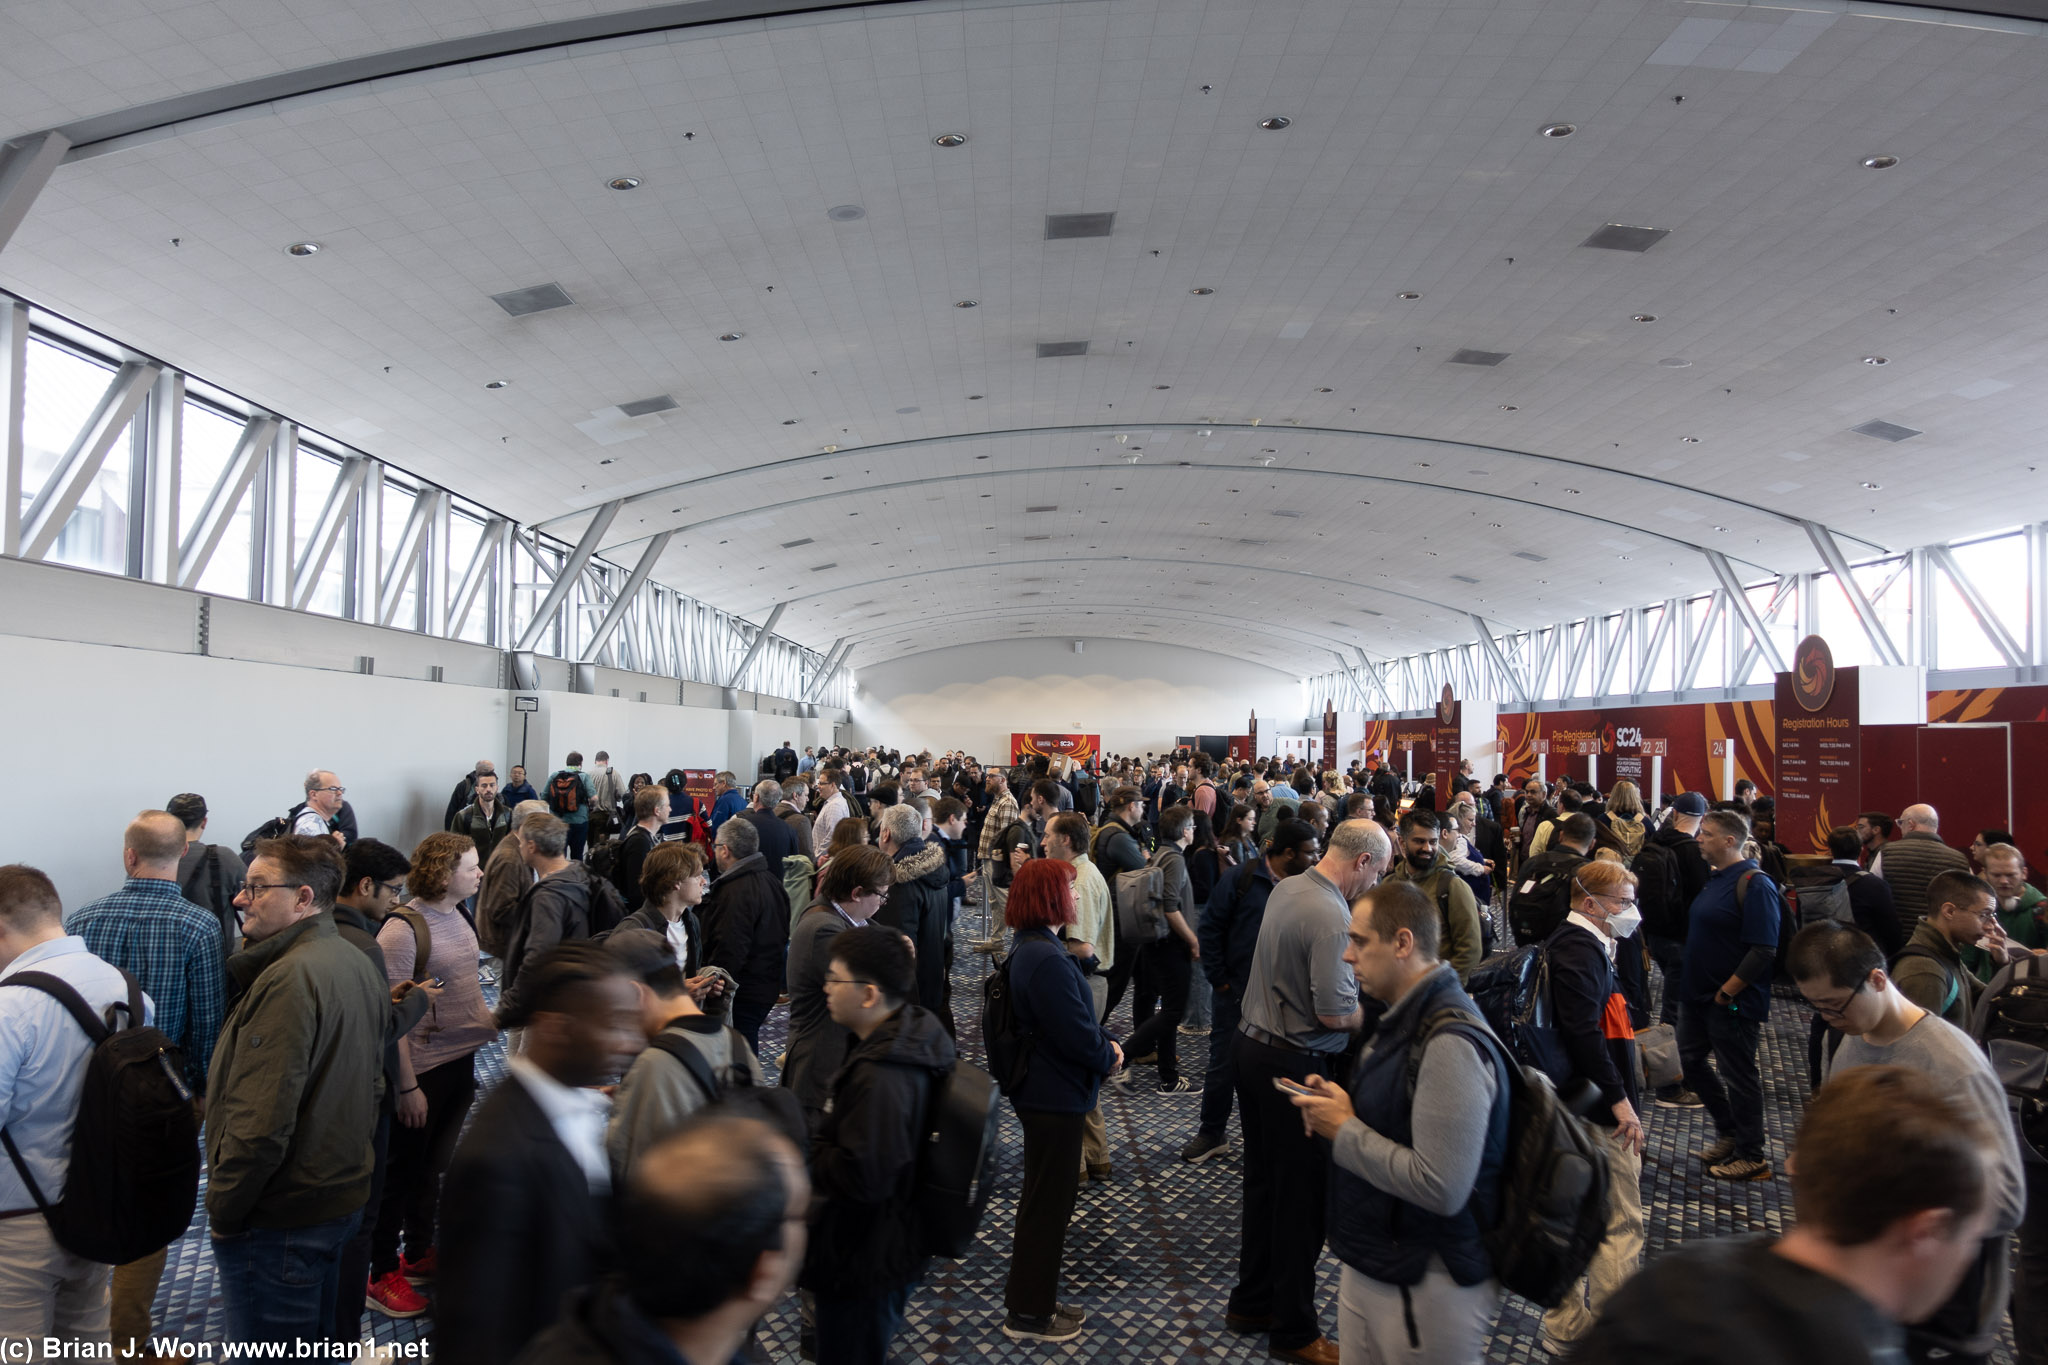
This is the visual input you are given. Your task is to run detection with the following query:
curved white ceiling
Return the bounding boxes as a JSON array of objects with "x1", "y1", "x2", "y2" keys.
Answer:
[{"x1": 5, "y1": 0, "x2": 2048, "y2": 674}]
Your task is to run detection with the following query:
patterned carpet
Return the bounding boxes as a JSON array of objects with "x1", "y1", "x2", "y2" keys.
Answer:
[{"x1": 148, "y1": 904, "x2": 2015, "y2": 1362}]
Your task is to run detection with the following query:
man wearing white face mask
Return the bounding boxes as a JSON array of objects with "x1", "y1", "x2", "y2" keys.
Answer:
[{"x1": 1535, "y1": 858, "x2": 1647, "y2": 1358}]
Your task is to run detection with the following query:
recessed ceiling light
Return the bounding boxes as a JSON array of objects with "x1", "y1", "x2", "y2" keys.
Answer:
[
  {"x1": 933, "y1": 132, "x2": 968, "y2": 147},
  {"x1": 285, "y1": 242, "x2": 320, "y2": 256},
  {"x1": 955, "y1": 299, "x2": 978, "y2": 308},
  {"x1": 826, "y1": 204, "x2": 866, "y2": 221},
  {"x1": 1397, "y1": 291, "x2": 1420, "y2": 300},
  {"x1": 1541, "y1": 123, "x2": 1576, "y2": 138},
  {"x1": 1863, "y1": 155, "x2": 1899, "y2": 169},
  {"x1": 1632, "y1": 314, "x2": 1656, "y2": 323},
  {"x1": 606, "y1": 176, "x2": 641, "y2": 190},
  {"x1": 719, "y1": 332, "x2": 743, "y2": 341},
  {"x1": 1681, "y1": 436, "x2": 1700, "y2": 443},
  {"x1": 1260, "y1": 116, "x2": 1292, "y2": 130},
  {"x1": 1658, "y1": 358, "x2": 1692, "y2": 368},
  {"x1": 821, "y1": 444, "x2": 839, "y2": 453},
  {"x1": 1713, "y1": 525, "x2": 1728, "y2": 532},
  {"x1": 1189, "y1": 287, "x2": 1214, "y2": 295},
  {"x1": 484, "y1": 380, "x2": 509, "y2": 389},
  {"x1": 1863, "y1": 355, "x2": 1888, "y2": 366},
  {"x1": 1861, "y1": 480, "x2": 1882, "y2": 489}
]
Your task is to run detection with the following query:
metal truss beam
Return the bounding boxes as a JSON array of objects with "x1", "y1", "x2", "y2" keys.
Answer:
[
  {"x1": 515, "y1": 502, "x2": 617, "y2": 652},
  {"x1": 728, "y1": 601, "x2": 787, "y2": 689},
  {"x1": 177, "y1": 414, "x2": 276, "y2": 588},
  {"x1": 140, "y1": 370, "x2": 183, "y2": 583},
  {"x1": 0, "y1": 298, "x2": 27, "y2": 558},
  {"x1": 1804, "y1": 520, "x2": 1905, "y2": 666},
  {"x1": 291, "y1": 456, "x2": 369, "y2": 609},
  {"x1": 1706, "y1": 550, "x2": 1789, "y2": 677},
  {"x1": 583, "y1": 530, "x2": 671, "y2": 662},
  {"x1": 0, "y1": 132, "x2": 68, "y2": 255},
  {"x1": 449, "y1": 517, "x2": 508, "y2": 640},
  {"x1": 376, "y1": 489, "x2": 437, "y2": 627},
  {"x1": 1470, "y1": 615, "x2": 1532, "y2": 708},
  {"x1": 21, "y1": 360, "x2": 159, "y2": 562},
  {"x1": 1676, "y1": 591, "x2": 1726, "y2": 693},
  {"x1": 1929, "y1": 544, "x2": 2026, "y2": 669}
]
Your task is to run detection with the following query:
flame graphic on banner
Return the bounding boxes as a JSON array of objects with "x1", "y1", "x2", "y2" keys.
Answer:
[
  {"x1": 1498, "y1": 713, "x2": 1537, "y2": 778},
  {"x1": 1363, "y1": 719, "x2": 1390, "y2": 760},
  {"x1": 1807, "y1": 792, "x2": 1836, "y2": 856}
]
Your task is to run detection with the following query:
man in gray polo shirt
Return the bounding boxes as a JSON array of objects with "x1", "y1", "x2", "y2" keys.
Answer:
[{"x1": 1226, "y1": 818, "x2": 1391, "y2": 1365}]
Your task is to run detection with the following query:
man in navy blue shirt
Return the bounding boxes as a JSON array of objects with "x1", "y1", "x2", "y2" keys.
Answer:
[{"x1": 1679, "y1": 808, "x2": 1783, "y2": 1181}]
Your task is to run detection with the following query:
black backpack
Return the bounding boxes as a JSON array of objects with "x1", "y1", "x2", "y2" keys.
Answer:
[
  {"x1": 548, "y1": 771, "x2": 584, "y2": 815},
  {"x1": 587, "y1": 837, "x2": 621, "y2": 886},
  {"x1": 1630, "y1": 841, "x2": 1682, "y2": 940},
  {"x1": 1972, "y1": 954, "x2": 2048, "y2": 1162},
  {"x1": 1508, "y1": 851, "x2": 1584, "y2": 945},
  {"x1": 0, "y1": 970, "x2": 201, "y2": 1264},
  {"x1": 1409, "y1": 1009, "x2": 1611, "y2": 1309},
  {"x1": 239, "y1": 810, "x2": 297, "y2": 865},
  {"x1": 1461, "y1": 944, "x2": 1573, "y2": 1084},
  {"x1": 915, "y1": 1060, "x2": 1001, "y2": 1257},
  {"x1": 981, "y1": 950, "x2": 1036, "y2": 1096},
  {"x1": 586, "y1": 874, "x2": 627, "y2": 937}
]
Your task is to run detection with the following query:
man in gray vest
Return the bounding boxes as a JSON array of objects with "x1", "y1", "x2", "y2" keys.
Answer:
[{"x1": 1872, "y1": 804, "x2": 1970, "y2": 932}]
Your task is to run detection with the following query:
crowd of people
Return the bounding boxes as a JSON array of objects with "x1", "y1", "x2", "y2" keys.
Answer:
[{"x1": 0, "y1": 737, "x2": 2040, "y2": 1365}]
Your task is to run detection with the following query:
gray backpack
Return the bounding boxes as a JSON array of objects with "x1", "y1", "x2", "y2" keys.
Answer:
[{"x1": 1113, "y1": 849, "x2": 1175, "y2": 943}]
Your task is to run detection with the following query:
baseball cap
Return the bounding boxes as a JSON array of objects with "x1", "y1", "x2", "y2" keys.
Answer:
[{"x1": 1671, "y1": 792, "x2": 1709, "y2": 816}]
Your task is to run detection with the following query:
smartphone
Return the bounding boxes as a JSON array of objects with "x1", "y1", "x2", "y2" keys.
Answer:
[
  {"x1": 427, "y1": 976, "x2": 445, "y2": 988},
  {"x1": 1272, "y1": 1076, "x2": 1316, "y2": 1097}
]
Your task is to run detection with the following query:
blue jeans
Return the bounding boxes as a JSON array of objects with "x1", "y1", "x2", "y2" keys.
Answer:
[
  {"x1": 813, "y1": 1282, "x2": 913, "y2": 1365},
  {"x1": 213, "y1": 1210, "x2": 361, "y2": 1344},
  {"x1": 1677, "y1": 1002, "x2": 1765, "y2": 1160},
  {"x1": 1197, "y1": 988, "x2": 1242, "y2": 1137}
]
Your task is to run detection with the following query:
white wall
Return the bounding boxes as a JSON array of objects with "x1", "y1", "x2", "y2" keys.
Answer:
[
  {"x1": 2, "y1": 633, "x2": 508, "y2": 909},
  {"x1": 845, "y1": 637, "x2": 1302, "y2": 760}
]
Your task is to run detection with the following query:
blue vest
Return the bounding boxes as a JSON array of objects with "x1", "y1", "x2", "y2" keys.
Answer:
[{"x1": 1327, "y1": 968, "x2": 1510, "y2": 1287}]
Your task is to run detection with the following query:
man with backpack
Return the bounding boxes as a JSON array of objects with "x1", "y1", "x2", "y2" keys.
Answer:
[
  {"x1": 1792, "y1": 922, "x2": 2025, "y2": 1365},
  {"x1": 449, "y1": 770, "x2": 512, "y2": 867},
  {"x1": 701, "y1": 817, "x2": 795, "y2": 1053},
  {"x1": 1385, "y1": 809, "x2": 1486, "y2": 979},
  {"x1": 0, "y1": 865, "x2": 162, "y2": 1349},
  {"x1": 166, "y1": 792, "x2": 246, "y2": 958},
  {"x1": 1287, "y1": 878, "x2": 1510, "y2": 1365},
  {"x1": 875, "y1": 805, "x2": 950, "y2": 1031},
  {"x1": 1510, "y1": 813, "x2": 1595, "y2": 946},
  {"x1": 208, "y1": 836, "x2": 387, "y2": 1344},
  {"x1": 1090, "y1": 788, "x2": 1149, "y2": 1021},
  {"x1": 1893, "y1": 871, "x2": 2002, "y2": 1028},
  {"x1": 604, "y1": 929, "x2": 766, "y2": 1178},
  {"x1": 497, "y1": 815, "x2": 626, "y2": 1030},
  {"x1": 68, "y1": 813, "x2": 224, "y2": 1355},
  {"x1": 589, "y1": 752, "x2": 629, "y2": 841},
  {"x1": 442, "y1": 760, "x2": 496, "y2": 833},
  {"x1": 801, "y1": 928, "x2": 957, "y2": 1365},
  {"x1": 546, "y1": 753, "x2": 598, "y2": 861},
  {"x1": 1635, "y1": 791, "x2": 1710, "y2": 1102},
  {"x1": 1681, "y1": 809, "x2": 1784, "y2": 1182},
  {"x1": 613, "y1": 786, "x2": 666, "y2": 912}
]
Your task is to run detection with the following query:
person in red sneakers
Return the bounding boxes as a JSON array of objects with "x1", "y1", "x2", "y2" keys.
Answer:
[{"x1": 366, "y1": 834, "x2": 496, "y2": 1319}]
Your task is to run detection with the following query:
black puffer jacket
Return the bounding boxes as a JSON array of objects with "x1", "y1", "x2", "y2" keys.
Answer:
[
  {"x1": 799, "y1": 1003, "x2": 956, "y2": 1297},
  {"x1": 700, "y1": 852, "x2": 790, "y2": 1014},
  {"x1": 876, "y1": 839, "x2": 950, "y2": 1014}
]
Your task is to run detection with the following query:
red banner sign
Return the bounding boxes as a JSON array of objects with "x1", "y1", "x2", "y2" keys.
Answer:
[{"x1": 1012, "y1": 733, "x2": 1099, "y2": 765}]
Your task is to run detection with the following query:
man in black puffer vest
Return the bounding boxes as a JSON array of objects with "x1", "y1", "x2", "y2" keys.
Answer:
[{"x1": 1286, "y1": 880, "x2": 1510, "y2": 1365}]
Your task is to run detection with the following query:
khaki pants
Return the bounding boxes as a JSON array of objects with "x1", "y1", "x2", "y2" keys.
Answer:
[
  {"x1": 1081, "y1": 974, "x2": 1111, "y2": 1172},
  {"x1": 1541, "y1": 1124, "x2": 1645, "y2": 1345},
  {"x1": 110, "y1": 1249, "x2": 167, "y2": 1359},
  {"x1": 0, "y1": 1216, "x2": 111, "y2": 1359}
]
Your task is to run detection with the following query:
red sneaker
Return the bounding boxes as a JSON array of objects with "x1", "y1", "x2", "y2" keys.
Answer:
[
  {"x1": 400, "y1": 1248, "x2": 437, "y2": 1286},
  {"x1": 366, "y1": 1269, "x2": 428, "y2": 1318}
]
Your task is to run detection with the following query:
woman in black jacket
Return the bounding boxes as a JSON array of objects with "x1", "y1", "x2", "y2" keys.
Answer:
[{"x1": 998, "y1": 859, "x2": 1121, "y2": 1345}]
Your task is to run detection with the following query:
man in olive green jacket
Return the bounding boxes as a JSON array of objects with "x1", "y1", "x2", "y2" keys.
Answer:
[{"x1": 207, "y1": 835, "x2": 389, "y2": 1345}]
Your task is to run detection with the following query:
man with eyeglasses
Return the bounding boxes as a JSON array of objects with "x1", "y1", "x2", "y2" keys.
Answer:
[
  {"x1": 1789, "y1": 921, "x2": 2024, "y2": 1365},
  {"x1": 1534, "y1": 861, "x2": 1648, "y2": 1357},
  {"x1": 1896, "y1": 871, "x2": 2011, "y2": 1029},
  {"x1": 295, "y1": 771, "x2": 348, "y2": 846},
  {"x1": 207, "y1": 835, "x2": 389, "y2": 1345}
]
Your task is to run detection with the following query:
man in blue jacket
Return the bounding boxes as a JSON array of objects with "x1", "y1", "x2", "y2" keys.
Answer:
[
  {"x1": 1681, "y1": 808, "x2": 1784, "y2": 1182},
  {"x1": 1180, "y1": 820, "x2": 1319, "y2": 1164}
]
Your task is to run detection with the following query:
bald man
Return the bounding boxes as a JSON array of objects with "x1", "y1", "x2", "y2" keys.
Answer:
[
  {"x1": 1871, "y1": 804, "x2": 1971, "y2": 932},
  {"x1": 68, "y1": 810, "x2": 228, "y2": 1357}
]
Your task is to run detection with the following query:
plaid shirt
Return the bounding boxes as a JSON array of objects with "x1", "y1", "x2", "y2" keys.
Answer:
[
  {"x1": 978, "y1": 792, "x2": 1021, "y2": 864},
  {"x1": 68, "y1": 877, "x2": 226, "y2": 1092}
]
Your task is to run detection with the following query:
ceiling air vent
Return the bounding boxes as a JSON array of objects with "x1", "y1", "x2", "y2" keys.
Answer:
[
  {"x1": 1037, "y1": 341, "x2": 1089, "y2": 358},
  {"x1": 1512, "y1": 550, "x2": 1548, "y2": 563},
  {"x1": 1238, "y1": 538, "x2": 1270, "y2": 546},
  {"x1": 617, "y1": 394, "x2": 678, "y2": 417},
  {"x1": 1851, "y1": 419, "x2": 1922, "y2": 443},
  {"x1": 1448, "y1": 349, "x2": 1510, "y2": 367},
  {"x1": 1361, "y1": 609, "x2": 1384, "y2": 617},
  {"x1": 810, "y1": 562, "x2": 838, "y2": 572},
  {"x1": 490, "y1": 282, "x2": 575, "y2": 316},
  {"x1": 1579, "y1": 224, "x2": 1669, "y2": 252},
  {"x1": 1024, "y1": 535, "x2": 1052, "y2": 542},
  {"x1": 1271, "y1": 510, "x2": 1304, "y2": 519},
  {"x1": 780, "y1": 538, "x2": 814, "y2": 549},
  {"x1": 1026, "y1": 505, "x2": 1058, "y2": 513},
  {"x1": 1045, "y1": 212, "x2": 1115, "y2": 239},
  {"x1": 1450, "y1": 573, "x2": 1480, "y2": 584}
]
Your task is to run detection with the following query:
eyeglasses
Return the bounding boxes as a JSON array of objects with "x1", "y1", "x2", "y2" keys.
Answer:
[
  {"x1": 242, "y1": 881, "x2": 304, "y2": 898},
  {"x1": 313, "y1": 785, "x2": 346, "y2": 796},
  {"x1": 376, "y1": 879, "x2": 406, "y2": 900},
  {"x1": 859, "y1": 887, "x2": 889, "y2": 899},
  {"x1": 1805, "y1": 981, "x2": 1866, "y2": 1021}
]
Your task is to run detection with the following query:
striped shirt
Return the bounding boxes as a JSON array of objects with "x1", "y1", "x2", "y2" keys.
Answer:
[{"x1": 68, "y1": 877, "x2": 225, "y2": 1092}]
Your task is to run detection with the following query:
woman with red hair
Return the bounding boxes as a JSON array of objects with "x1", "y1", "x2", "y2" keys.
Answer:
[{"x1": 995, "y1": 857, "x2": 1122, "y2": 1345}]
